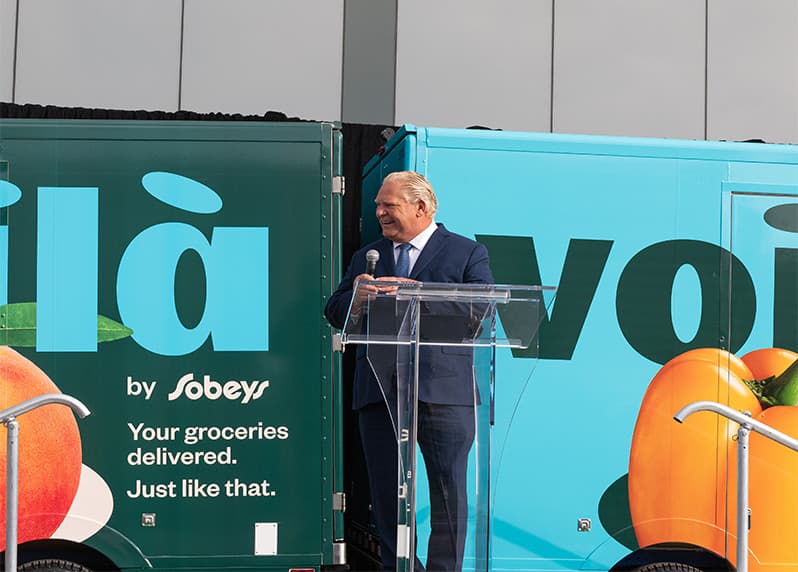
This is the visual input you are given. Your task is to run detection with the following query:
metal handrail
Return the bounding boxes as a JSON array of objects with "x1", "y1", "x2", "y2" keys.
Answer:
[
  {"x1": 674, "y1": 400, "x2": 798, "y2": 572},
  {"x1": 0, "y1": 394, "x2": 90, "y2": 572}
]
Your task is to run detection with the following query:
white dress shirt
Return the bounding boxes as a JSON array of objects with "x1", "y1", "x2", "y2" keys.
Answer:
[{"x1": 393, "y1": 221, "x2": 438, "y2": 276}]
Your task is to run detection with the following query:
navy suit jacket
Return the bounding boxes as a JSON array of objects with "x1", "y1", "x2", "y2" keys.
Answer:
[{"x1": 325, "y1": 224, "x2": 494, "y2": 409}]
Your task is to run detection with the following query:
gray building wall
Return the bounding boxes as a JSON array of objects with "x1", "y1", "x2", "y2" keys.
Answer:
[{"x1": 1, "y1": 0, "x2": 796, "y2": 143}]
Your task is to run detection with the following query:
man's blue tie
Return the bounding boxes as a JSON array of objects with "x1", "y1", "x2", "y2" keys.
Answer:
[{"x1": 395, "y1": 243, "x2": 411, "y2": 278}]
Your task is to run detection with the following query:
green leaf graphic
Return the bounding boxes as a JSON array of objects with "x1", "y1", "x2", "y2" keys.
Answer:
[
  {"x1": 98, "y1": 313, "x2": 134, "y2": 342},
  {"x1": 0, "y1": 303, "x2": 36, "y2": 346},
  {"x1": 0, "y1": 302, "x2": 133, "y2": 347},
  {"x1": 598, "y1": 473, "x2": 639, "y2": 551}
]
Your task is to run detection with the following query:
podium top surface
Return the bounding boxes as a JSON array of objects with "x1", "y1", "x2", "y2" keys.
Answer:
[{"x1": 341, "y1": 281, "x2": 555, "y2": 349}]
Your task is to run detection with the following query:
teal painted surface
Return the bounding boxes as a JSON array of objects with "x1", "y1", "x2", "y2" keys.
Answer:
[
  {"x1": 0, "y1": 120, "x2": 342, "y2": 570},
  {"x1": 362, "y1": 126, "x2": 798, "y2": 571}
]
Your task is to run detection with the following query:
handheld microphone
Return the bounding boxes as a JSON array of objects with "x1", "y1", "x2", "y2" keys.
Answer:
[{"x1": 365, "y1": 249, "x2": 379, "y2": 276}]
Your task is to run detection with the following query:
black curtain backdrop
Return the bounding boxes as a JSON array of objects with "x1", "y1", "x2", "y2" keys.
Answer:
[{"x1": 0, "y1": 102, "x2": 391, "y2": 569}]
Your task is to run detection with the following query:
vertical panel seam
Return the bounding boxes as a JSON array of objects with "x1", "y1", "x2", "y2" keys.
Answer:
[
  {"x1": 704, "y1": 0, "x2": 709, "y2": 140},
  {"x1": 11, "y1": 0, "x2": 20, "y2": 102},
  {"x1": 340, "y1": 0, "x2": 348, "y2": 121},
  {"x1": 550, "y1": 0, "x2": 555, "y2": 133},
  {"x1": 178, "y1": 0, "x2": 186, "y2": 111},
  {"x1": 391, "y1": 0, "x2": 398, "y2": 125}
]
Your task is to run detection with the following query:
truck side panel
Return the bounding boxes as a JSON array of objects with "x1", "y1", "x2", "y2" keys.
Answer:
[
  {"x1": 0, "y1": 120, "x2": 342, "y2": 571},
  {"x1": 361, "y1": 126, "x2": 798, "y2": 571}
]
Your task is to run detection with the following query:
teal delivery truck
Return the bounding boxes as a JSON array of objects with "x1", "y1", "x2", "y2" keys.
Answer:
[{"x1": 359, "y1": 126, "x2": 798, "y2": 572}]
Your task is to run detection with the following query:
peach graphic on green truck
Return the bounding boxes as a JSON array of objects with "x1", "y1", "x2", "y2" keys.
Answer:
[
  {"x1": 0, "y1": 345, "x2": 82, "y2": 548},
  {"x1": 0, "y1": 302, "x2": 131, "y2": 550}
]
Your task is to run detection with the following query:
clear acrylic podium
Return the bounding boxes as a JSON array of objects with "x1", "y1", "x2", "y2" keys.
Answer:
[{"x1": 341, "y1": 281, "x2": 553, "y2": 572}]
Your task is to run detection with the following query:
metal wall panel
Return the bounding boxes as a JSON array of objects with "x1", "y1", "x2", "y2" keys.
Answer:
[
  {"x1": 2, "y1": 1, "x2": 798, "y2": 144},
  {"x1": 341, "y1": 0, "x2": 397, "y2": 125},
  {"x1": 707, "y1": 0, "x2": 798, "y2": 144},
  {"x1": 395, "y1": 0, "x2": 552, "y2": 132},
  {"x1": 0, "y1": 0, "x2": 16, "y2": 102},
  {"x1": 13, "y1": 0, "x2": 181, "y2": 111},
  {"x1": 181, "y1": 0, "x2": 344, "y2": 121},
  {"x1": 553, "y1": 0, "x2": 705, "y2": 139}
]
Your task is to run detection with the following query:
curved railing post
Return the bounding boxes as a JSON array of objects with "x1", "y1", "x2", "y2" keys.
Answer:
[
  {"x1": 0, "y1": 394, "x2": 90, "y2": 572},
  {"x1": 674, "y1": 400, "x2": 798, "y2": 572}
]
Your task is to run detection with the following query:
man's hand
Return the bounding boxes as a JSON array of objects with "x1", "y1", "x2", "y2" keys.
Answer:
[{"x1": 351, "y1": 275, "x2": 420, "y2": 314}]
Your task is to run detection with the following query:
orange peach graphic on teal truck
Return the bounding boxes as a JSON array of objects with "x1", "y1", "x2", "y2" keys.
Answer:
[{"x1": 629, "y1": 347, "x2": 798, "y2": 571}]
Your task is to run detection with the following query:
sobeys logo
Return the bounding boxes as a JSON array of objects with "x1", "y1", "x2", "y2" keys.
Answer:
[
  {"x1": 167, "y1": 373, "x2": 269, "y2": 404},
  {"x1": 0, "y1": 172, "x2": 269, "y2": 356}
]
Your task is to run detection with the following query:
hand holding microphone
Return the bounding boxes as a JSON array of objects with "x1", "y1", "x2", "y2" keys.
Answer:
[
  {"x1": 365, "y1": 249, "x2": 379, "y2": 276},
  {"x1": 354, "y1": 249, "x2": 416, "y2": 309},
  {"x1": 352, "y1": 250, "x2": 381, "y2": 314}
]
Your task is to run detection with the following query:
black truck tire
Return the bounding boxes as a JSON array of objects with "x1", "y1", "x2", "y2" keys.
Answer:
[
  {"x1": 19, "y1": 559, "x2": 92, "y2": 572},
  {"x1": 632, "y1": 563, "x2": 704, "y2": 572}
]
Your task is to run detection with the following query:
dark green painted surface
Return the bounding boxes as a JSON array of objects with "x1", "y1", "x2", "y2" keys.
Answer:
[{"x1": 0, "y1": 120, "x2": 342, "y2": 570}]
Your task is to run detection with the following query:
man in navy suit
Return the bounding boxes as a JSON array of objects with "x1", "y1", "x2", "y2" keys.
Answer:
[{"x1": 325, "y1": 171, "x2": 493, "y2": 572}]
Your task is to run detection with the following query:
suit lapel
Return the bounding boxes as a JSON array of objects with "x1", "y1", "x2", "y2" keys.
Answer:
[
  {"x1": 376, "y1": 239, "x2": 395, "y2": 277},
  {"x1": 410, "y1": 225, "x2": 448, "y2": 278}
]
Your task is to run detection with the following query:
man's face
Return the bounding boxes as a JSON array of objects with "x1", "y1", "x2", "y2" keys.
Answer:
[{"x1": 375, "y1": 180, "x2": 428, "y2": 243}]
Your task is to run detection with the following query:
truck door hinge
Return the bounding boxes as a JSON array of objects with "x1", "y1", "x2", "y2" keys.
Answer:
[
  {"x1": 333, "y1": 541, "x2": 346, "y2": 565},
  {"x1": 333, "y1": 492, "x2": 346, "y2": 512},
  {"x1": 332, "y1": 176, "x2": 345, "y2": 196},
  {"x1": 332, "y1": 333, "x2": 343, "y2": 352}
]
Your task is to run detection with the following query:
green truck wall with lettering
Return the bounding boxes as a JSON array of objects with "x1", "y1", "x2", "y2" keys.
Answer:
[{"x1": 0, "y1": 119, "x2": 344, "y2": 572}]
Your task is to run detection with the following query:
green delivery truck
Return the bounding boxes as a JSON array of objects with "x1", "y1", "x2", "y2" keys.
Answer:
[{"x1": 0, "y1": 119, "x2": 345, "y2": 572}]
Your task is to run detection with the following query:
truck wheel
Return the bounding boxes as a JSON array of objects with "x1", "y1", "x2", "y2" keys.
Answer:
[
  {"x1": 632, "y1": 563, "x2": 704, "y2": 572},
  {"x1": 19, "y1": 559, "x2": 92, "y2": 572}
]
